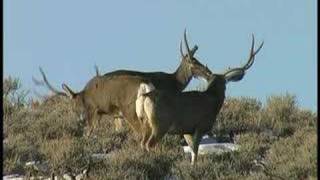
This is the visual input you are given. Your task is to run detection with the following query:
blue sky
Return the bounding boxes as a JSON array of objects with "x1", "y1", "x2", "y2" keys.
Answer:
[{"x1": 4, "y1": 0, "x2": 317, "y2": 111}]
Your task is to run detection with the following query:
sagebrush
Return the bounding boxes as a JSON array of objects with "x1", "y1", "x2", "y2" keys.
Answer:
[{"x1": 3, "y1": 77, "x2": 317, "y2": 179}]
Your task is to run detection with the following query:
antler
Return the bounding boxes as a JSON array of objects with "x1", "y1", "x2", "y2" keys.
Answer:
[
  {"x1": 180, "y1": 29, "x2": 199, "y2": 58},
  {"x1": 223, "y1": 34, "x2": 264, "y2": 81},
  {"x1": 180, "y1": 41, "x2": 184, "y2": 57},
  {"x1": 33, "y1": 67, "x2": 68, "y2": 97},
  {"x1": 94, "y1": 64, "x2": 100, "y2": 76},
  {"x1": 184, "y1": 29, "x2": 192, "y2": 58}
]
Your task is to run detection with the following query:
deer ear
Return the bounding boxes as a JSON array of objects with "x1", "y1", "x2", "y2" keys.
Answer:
[{"x1": 62, "y1": 83, "x2": 76, "y2": 99}]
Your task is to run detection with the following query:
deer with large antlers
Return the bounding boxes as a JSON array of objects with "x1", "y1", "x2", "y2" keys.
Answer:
[
  {"x1": 136, "y1": 35, "x2": 264, "y2": 164},
  {"x1": 34, "y1": 30, "x2": 212, "y2": 141}
]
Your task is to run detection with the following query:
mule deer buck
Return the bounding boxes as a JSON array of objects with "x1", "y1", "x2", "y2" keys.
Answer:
[
  {"x1": 34, "y1": 30, "x2": 212, "y2": 140},
  {"x1": 92, "y1": 64, "x2": 125, "y2": 130},
  {"x1": 136, "y1": 35, "x2": 264, "y2": 164}
]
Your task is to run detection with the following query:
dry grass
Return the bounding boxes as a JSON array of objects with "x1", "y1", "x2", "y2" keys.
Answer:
[{"x1": 3, "y1": 77, "x2": 317, "y2": 179}]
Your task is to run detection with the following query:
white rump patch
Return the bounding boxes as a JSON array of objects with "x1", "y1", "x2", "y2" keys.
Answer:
[
  {"x1": 136, "y1": 83, "x2": 155, "y2": 120},
  {"x1": 137, "y1": 83, "x2": 155, "y2": 97}
]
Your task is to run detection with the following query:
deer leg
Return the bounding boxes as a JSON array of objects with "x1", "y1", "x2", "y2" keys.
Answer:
[
  {"x1": 146, "y1": 126, "x2": 165, "y2": 152},
  {"x1": 85, "y1": 109, "x2": 100, "y2": 137},
  {"x1": 184, "y1": 131, "x2": 202, "y2": 165},
  {"x1": 121, "y1": 107, "x2": 142, "y2": 133},
  {"x1": 141, "y1": 120, "x2": 152, "y2": 150},
  {"x1": 114, "y1": 116, "x2": 124, "y2": 131},
  {"x1": 190, "y1": 130, "x2": 202, "y2": 165},
  {"x1": 85, "y1": 111, "x2": 94, "y2": 137},
  {"x1": 183, "y1": 134, "x2": 195, "y2": 162},
  {"x1": 114, "y1": 111, "x2": 125, "y2": 131},
  {"x1": 183, "y1": 134, "x2": 193, "y2": 147},
  {"x1": 92, "y1": 109, "x2": 101, "y2": 131},
  {"x1": 146, "y1": 133, "x2": 158, "y2": 152}
]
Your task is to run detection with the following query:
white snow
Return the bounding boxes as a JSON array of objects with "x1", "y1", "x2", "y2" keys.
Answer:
[{"x1": 183, "y1": 136, "x2": 239, "y2": 155}]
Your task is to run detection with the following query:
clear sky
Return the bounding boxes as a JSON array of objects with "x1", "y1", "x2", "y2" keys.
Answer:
[{"x1": 4, "y1": 0, "x2": 317, "y2": 111}]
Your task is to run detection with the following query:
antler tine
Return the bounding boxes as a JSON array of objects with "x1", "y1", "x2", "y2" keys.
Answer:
[
  {"x1": 242, "y1": 34, "x2": 256, "y2": 70},
  {"x1": 180, "y1": 40, "x2": 184, "y2": 57},
  {"x1": 244, "y1": 36, "x2": 264, "y2": 70},
  {"x1": 37, "y1": 67, "x2": 67, "y2": 96},
  {"x1": 183, "y1": 29, "x2": 192, "y2": 58},
  {"x1": 224, "y1": 34, "x2": 264, "y2": 76},
  {"x1": 251, "y1": 40, "x2": 264, "y2": 62},
  {"x1": 94, "y1": 64, "x2": 100, "y2": 76},
  {"x1": 191, "y1": 45, "x2": 199, "y2": 56}
]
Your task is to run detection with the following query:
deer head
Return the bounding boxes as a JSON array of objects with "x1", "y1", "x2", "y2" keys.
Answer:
[
  {"x1": 33, "y1": 67, "x2": 87, "y2": 121},
  {"x1": 177, "y1": 30, "x2": 213, "y2": 82}
]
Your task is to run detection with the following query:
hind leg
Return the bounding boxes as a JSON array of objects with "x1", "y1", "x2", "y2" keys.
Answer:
[
  {"x1": 141, "y1": 120, "x2": 152, "y2": 150},
  {"x1": 146, "y1": 126, "x2": 165, "y2": 152},
  {"x1": 113, "y1": 111, "x2": 125, "y2": 132}
]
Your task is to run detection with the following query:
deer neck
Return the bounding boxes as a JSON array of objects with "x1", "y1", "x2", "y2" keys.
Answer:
[
  {"x1": 207, "y1": 82, "x2": 226, "y2": 102},
  {"x1": 174, "y1": 62, "x2": 192, "y2": 91}
]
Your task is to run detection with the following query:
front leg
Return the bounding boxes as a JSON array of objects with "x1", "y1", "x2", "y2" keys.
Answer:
[
  {"x1": 85, "y1": 109, "x2": 101, "y2": 137},
  {"x1": 183, "y1": 129, "x2": 202, "y2": 165},
  {"x1": 84, "y1": 110, "x2": 94, "y2": 137},
  {"x1": 183, "y1": 134, "x2": 195, "y2": 164},
  {"x1": 114, "y1": 116, "x2": 124, "y2": 132}
]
